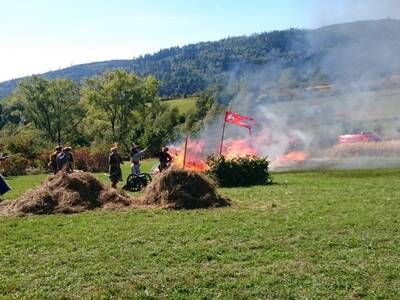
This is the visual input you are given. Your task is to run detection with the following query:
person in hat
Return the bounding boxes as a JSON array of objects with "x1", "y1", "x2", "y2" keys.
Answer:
[
  {"x1": 48, "y1": 146, "x2": 63, "y2": 174},
  {"x1": 64, "y1": 147, "x2": 74, "y2": 173},
  {"x1": 129, "y1": 143, "x2": 147, "y2": 176},
  {"x1": 155, "y1": 146, "x2": 172, "y2": 172},
  {"x1": 108, "y1": 146, "x2": 123, "y2": 188},
  {"x1": 56, "y1": 147, "x2": 69, "y2": 172}
]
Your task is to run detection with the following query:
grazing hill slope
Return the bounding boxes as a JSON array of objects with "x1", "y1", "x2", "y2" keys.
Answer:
[{"x1": 1, "y1": 19, "x2": 400, "y2": 99}]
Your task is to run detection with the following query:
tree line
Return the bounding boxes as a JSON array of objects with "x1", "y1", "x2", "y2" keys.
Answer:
[{"x1": 0, "y1": 70, "x2": 202, "y2": 165}]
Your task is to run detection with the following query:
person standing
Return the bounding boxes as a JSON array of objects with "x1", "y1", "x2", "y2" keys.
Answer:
[
  {"x1": 155, "y1": 147, "x2": 172, "y2": 172},
  {"x1": 64, "y1": 147, "x2": 74, "y2": 173},
  {"x1": 48, "y1": 146, "x2": 62, "y2": 174},
  {"x1": 129, "y1": 143, "x2": 147, "y2": 176},
  {"x1": 0, "y1": 154, "x2": 11, "y2": 199},
  {"x1": 56, "y1": 148, "x2": 69, "y2": 172},
  {"x1": 108, "y1": 146, "x2": 123, "y2": 188}
]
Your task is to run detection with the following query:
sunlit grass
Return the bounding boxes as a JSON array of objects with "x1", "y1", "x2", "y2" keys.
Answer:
[
  {"x1": 163, "y1": 97, "x2": 197, "y2": 115},
  {"x1": 1, "y1": 168, "x2": 399, "y2": 298}
]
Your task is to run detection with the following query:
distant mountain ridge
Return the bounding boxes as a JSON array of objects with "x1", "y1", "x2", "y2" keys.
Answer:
[{"x1": 1, "y1": 18, "x2": 400, "y2": 100}]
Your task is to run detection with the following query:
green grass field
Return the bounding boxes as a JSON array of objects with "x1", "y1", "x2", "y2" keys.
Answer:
[
  {"x1": 1, "y1": 167, "x2": 400, "y2": 298},
  {"x1": 163, "y1": 97, "x2": 197, "y2": 115}
]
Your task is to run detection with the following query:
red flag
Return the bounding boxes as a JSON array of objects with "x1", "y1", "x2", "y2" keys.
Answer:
[{"x1": 224, "y1": 111, "x2": 256, "y2": 134}]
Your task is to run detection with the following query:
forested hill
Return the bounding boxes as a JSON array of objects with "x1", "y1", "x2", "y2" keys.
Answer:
[{"x1": 1, "y1": 18, "x2": 400, "y2": 100}]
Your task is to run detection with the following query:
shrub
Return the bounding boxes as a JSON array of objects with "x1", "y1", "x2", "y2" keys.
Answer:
[
  {"x1": 206, "y1": 155, "x2": 271, "y2": 187},
  {"x1": 74, "y1": 147, "x2": 109, "y2": 173},
  {"x1": 34, "y1": 151, "x2": 53, "y2": 170},
  {"x1": 0, "y1": 155, "x2": 30, "y2": 176},
  {"x1": 0, "y1": 127, "x2": 48, "y2": 160}
]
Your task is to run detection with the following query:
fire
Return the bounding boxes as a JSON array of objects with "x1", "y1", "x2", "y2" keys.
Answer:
[
  {"x1": 223, "y1": 138, "x2": 258, "y2": 158},
  {"x1": 277, "y1": 151, "x2": 309, "y2": 162},
  {"x1": 169, "y1": 136, "x2": 264, "y2": 171},
  {"x1": 169, "y1": 140, "x2": 207, "y2": 172},
  {"x1": 169, "y1": 130, "x2": 309, "y2": 172},
  {"x1": 270, "y1": 151, "x2": 309, "y2": 169}
]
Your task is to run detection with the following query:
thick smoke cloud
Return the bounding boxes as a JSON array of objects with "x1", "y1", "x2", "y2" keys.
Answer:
[
  {"x1": 312, "y1": 0, "x2": 400, "y2": 28},
  {"x1": 188, "y1": 16, "x2": 400, "y2": 170}
]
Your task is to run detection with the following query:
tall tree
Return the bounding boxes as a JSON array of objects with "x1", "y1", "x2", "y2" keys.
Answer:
[
  {"x1": 11, "y1": 76, "x2": 84, "y2": 144},
  {"x1": 48, "y1": 79, "x2": 84, "y2": 143},
  {"x1": 82, "y1": 70, "x2": 159, "y2": 146}
]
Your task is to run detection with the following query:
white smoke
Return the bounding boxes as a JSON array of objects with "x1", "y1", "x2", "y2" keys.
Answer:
[{"x1": 191, "y1": 18, "x2": 400, "y2": 170}]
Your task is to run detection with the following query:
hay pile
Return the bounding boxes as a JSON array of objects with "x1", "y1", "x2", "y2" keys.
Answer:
[
  {"x1": 140, "y1": 168, "x2": 230, "y2": 209},
  {"x1": 0, "y1": 172, "x2": 132, "y2": 215}
]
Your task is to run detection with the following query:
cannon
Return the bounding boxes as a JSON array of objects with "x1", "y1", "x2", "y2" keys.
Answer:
[{"x1": 122, "y1": 173, "x2": 152, "y2": 192}]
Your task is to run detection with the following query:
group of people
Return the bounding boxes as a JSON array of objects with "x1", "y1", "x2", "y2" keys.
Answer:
[
  {"x1": 43, "y1": 142, "x2": 171, "y2": 189},
  {"x1": 108, "y1": 143, "x2": 172, "y2": 188},
  {"x1": 48, "y1": 145, "x2": 74, "y2": 174},
  {"x1": 0, "y1": 142, "x2": 172, "y2": 196}
]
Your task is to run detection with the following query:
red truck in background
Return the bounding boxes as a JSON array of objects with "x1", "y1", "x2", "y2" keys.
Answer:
[{"x1": 338, "y1": 132, "x2": 382, "y2": 144}]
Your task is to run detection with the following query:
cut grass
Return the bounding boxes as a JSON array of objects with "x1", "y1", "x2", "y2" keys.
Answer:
[{"x1": 1, "y1": 168, "x2": 400, "y2": 298}]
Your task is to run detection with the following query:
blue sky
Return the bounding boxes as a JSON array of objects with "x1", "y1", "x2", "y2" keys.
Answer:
[{"x1": 1, "y1": 0, "x2": 399, "y2": 81}]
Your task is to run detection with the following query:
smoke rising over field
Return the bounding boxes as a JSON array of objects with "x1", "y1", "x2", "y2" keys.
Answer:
[{"x1": 176, "y1": 18, "x2": 400, "y2": 171}]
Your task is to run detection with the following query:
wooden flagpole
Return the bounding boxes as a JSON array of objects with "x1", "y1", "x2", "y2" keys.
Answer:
[
  {"x1": 219, "y1": 119, "x2": 226, "y2": 155},
  {"x1": 182, "y1": 134, "x2": 188, "y2": 169},
  {"x1": 219, "y1": 101, "x2": 233, "y2": 156}
]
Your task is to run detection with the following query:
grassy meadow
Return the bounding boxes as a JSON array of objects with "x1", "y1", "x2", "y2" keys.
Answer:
[
  {"x1": 1, "y1": 166, "x2": 400, "y2": 298},
  {"x1": 163, "y1": 97, "x2": 197, "y2": 115}
]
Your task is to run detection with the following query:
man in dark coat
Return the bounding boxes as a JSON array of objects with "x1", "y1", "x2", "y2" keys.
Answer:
[
  {"x1": 0, "y1": 174, "x2": 10, "y2": 199},
  {"x1": 0, "y1": 154, "x2": 11, "y2": 198},
  {"x1": 64, "y1": 147, "x2": 74, "y2": 173},
  {"x1": 48, "y1": 146, "x2": 62, "y2": 174},
  {"x1": 108, "y1": 146, "x2": 123, "y2": 188},
  {"x1": 155, "y1": 147, "x2": 172, "y2": 172},
  {"x1": 56, "y1": 148, "x2": 69, "y2": 172}
]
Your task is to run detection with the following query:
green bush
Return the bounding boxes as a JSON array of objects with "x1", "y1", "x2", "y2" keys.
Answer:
[
  {"x1": 206, "y1": 155, "x2": 271, "y2": 187},
  {"x1": 0, "y1": 127, "x2": 48, "y2": 160},
  {"x1": 0, "y1": 155, "x2": 30, "y2": 176}
]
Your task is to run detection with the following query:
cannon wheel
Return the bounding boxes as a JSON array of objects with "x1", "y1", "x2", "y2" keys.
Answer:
[
  {"x1": 140, "y1": 173, "x2": 152, "y2": 187},
  {"x1": 125, "y1": 174, "x2": 141, "y2": 192}
]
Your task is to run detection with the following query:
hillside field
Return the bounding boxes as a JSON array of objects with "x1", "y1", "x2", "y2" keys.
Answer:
[
  {"x1": 1, "y1": 166, "x2": 399, "y2": 298},
  {"x1": 163, "y1": 97, "x2": 197, "y2": 115}
]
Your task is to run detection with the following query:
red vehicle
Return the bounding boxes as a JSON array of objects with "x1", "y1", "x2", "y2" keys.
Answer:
[{"x1": 338, "y1": 132, "x2": 382, "y2": 144}]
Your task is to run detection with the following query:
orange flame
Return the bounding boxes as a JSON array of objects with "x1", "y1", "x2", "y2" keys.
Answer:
[
  {"x1": 169, "y1": 140, "x2": 207, "y2": 172},
  {"x1": 169, "y1": 131, "x2": 309, "y2": 172},
  {"x1": 276, "y1": 151, "x2": 309, "y2": 162}
]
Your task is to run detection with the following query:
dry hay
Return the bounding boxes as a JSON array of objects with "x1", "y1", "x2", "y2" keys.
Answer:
[
  {"x1": 0, "y1": 172, "x2": 132, "y2": 215},
  {"x1": 140, "y1": 168, "x2": 231, "y2": 209}
]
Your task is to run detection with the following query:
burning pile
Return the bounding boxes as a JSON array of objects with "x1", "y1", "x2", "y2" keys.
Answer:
[
  {"x1": 169, "y1": 131, "x2": 308, "y2": 172},
  {"x1": 140, "y1": 168, "x2": 231, "y2": 209},
  {"x1": 0, "y1": 172, "x2": 132, "y2": 215}
]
